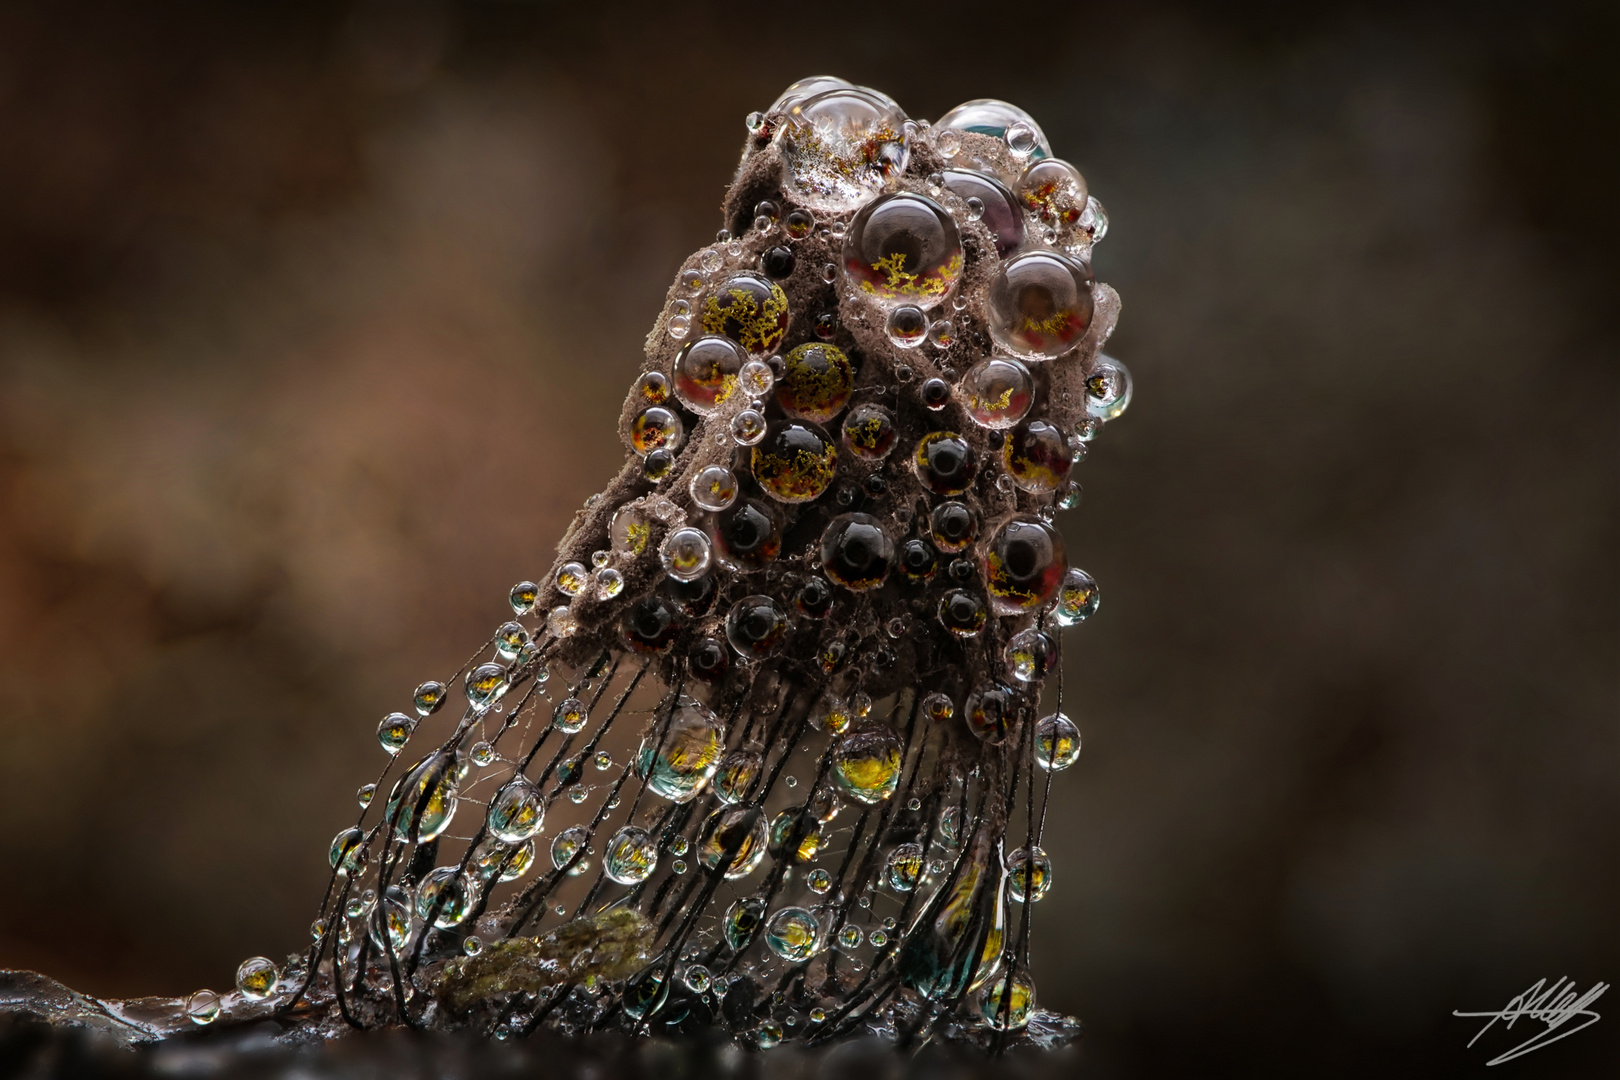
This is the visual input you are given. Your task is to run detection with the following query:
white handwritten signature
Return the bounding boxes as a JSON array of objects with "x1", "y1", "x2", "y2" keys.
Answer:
[{"x1": 1453, "y1": 977, "x2": 1608, "y2": 1065}]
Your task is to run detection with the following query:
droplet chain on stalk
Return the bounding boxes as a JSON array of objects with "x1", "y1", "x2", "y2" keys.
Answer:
[{"x1": 183, "y1": 76, "x2": 1130, "y2": 1052}]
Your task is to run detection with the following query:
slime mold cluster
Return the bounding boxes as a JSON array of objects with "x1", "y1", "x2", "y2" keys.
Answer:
[{"x1": 33, "y1": 77, "x2": 1133, "y2": 1055}]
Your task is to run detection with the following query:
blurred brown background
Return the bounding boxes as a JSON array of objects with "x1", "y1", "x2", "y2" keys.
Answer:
[{"x1": 0, "y1": 0, "x2": 1614, "y2": 1075}]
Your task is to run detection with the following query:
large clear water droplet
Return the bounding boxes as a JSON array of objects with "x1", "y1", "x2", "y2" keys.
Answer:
[
  {"x1": 637, "y1": 703, "x2": 726, "y2": 803},
  {"x1": 604, "y1": 825, "x2": 659, "y2": 884},
  {"x1": 486, "y1": 778, "x2": 544, "y2": 843}
]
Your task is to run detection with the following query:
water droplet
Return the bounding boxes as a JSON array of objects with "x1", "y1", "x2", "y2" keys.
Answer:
[
  {"x1": 1085, "y1": 354, "x2": 1133, "y2": 421},
  {"x1": 656, "y1": 525, "x2": 711, "y2": 583},
  {"x1": 356, "y1": 783, "x2": 375, "y2": 808},
  {"x1": 688, "y1": 464, "x2": 739, "y2": 513},
  {"x1": 938, "y1": 588, "x2": 987, "y2": 638},
  {"x1": 643, "y1": 448, "x2": 676, "y2": 482},
  {"x1": 700, "y1": 273, "x2": 788, "y2": 356},
  {"x1": 844, "y1": 192, "x2": 962, "y2": 305},
  {"x1": 185, "y1": 989, "x2": 220, "y2": 1025},
  {"x1": 413, "y1": 681, "x2": 446, "y2": 717},
  {"x1": 604, "y1": 825, "x2": 659, "y2": 884},
  {"x1": 739, "y1": 358, "x2": 775, "y2": 398},
  {"x1": 913, "y1": 431, "x2": 978, "y2": 495},
  {"x1": 979, "y1": 966, "x2": 1035, "y2": 1030},
  {"x1": 965, "y1": 683, "x2": 1018, "y2": 744},
  {"x1": 899, "y1": 537, "x2": 939, "y2": 581},
  {"x1": 465, "y1": 662, "x2": 508, "y2": 712},
  {"x1": 710, "y1": 496, "x2": 782, "y2": 572},
  {"x1": 416, "y1": 866, "x2": 475, "y2": 928},
  {"x1": 463, "y1": 936, "x2": 484, "y2": 956},
  {"x1": 1004, "y1": 628, "x2": 1056, "y2": 683},
  {"x1": 793, "y1": 574, "x2": 835, "y2": 619},
  {"x1": 329, "y1": 827, "x2": 364, "y2": 877},
  {"x1": 922, "y1": 692, "x2": 954, "y2": 723},
  {"x1": 383, "y1": 750, "x2": 461, "y2": 842},
  {"x1": 806, "y1": 868, "x2": 832, "y2": 894},
  {"x1": 724, "y1": 896, "x2": 768, "y2": 951},
  {"x1": 832, "y1": 729, "x2": 902, "y2": 804},
  {"x1": 777, "y1": 88, "x2": 909, "y2": 211},
  {"x1": 688, "y1": 635, "x2": 730, "y2": 682},
  {"x1": 840, "y1": 403, "x2": 897, "y2": 462},
  {"x1": 486, "y1": 838, "x2": 535, "y2": 883},
  {"x1": 1016, "y1": 158, "x2": 1088, "y2": 230},
  {"x1": 377, "y1": 712, "x2": 415, "y2": 756},
  {"x1": 698, "y1": 805, "x2": 768, "y2": 879},
  {"x1": 235, "y1": 957, "x2": 278, "y2": 1001},
  {"x1": 494, "y1": 621, "x2": 530, "y2": 662},
  {"x1": 1004, "y1": 841, "x2": 1056, "y2": 906},
  {"x1": 1084, "y1": 195, "x2": 1109, "y2": 242},
  {"x1": 886, "y1": 842, "x2": 925, "y2": 891},
  {"x1": 608, "y1": 509, "x2": 655, "y2": 564},
  {"x1": 1003, "y1": 420, "x2": 1075, "y2": 494},
  {"x1": 776, "y1": 342, "x2": 853, "y2": 424},
  {"x1": 929, "y1": 501, "x2": 977, "y2": 553},
  {"x1": 638, "y1": 703, "x2": 726, "y2": 802},
  {"x1": 1005, "y1": 121, "x2": 1039, "y2": 156},
  {"x1": 759, "y1": 243, "x2": 794, "y2": 278},
  {"x1": 553, "y1": 697, "x2": 589, "y2": 734},
  {"x1": 509, "y1": 581, "x2": 539, "y2": 615},
  {"x1": 820, "y1": 513, "x2": 894, "y2": 590},
  {"x1": 765, "y1": 906, "x2": 821, "y2": 962},
  {"x1": 983, "y1": 514, "x2": 1067, "y2": 615},
  {"x1": 1036, "y1": 712, "x2": 1081, "y2": 770},
  {"x1": 769, "y1": 806, "x2": 821, "y2": 861},
  {"x1": 593, "y1": 567, "x2": 624, "y2": 601},
  {"x1": 629, "y1": 406, "x2": 686, "y2": 456},
  {"x1": 885, "y1": 305, "x2": 928, "y2": 348},
  {"x1": 812, "y1": 694, "x2": 852, "y2": 735},
  {"x1": 555, "y1": 562, "x2": 588, "y2": 597},
  {"x1": 838, "y1": 924, "x2": 863, "y2": 949},
  {"x1": 487, "y1": 779, "x2": 544, "y2": 843},
  {"x1": 683, "y1": 964, "x2": 713, "y2": 994},
  {"x1": 987, "y1": 251, "x2": 1094, "y2": 360},
  {"x1": 730, "y1": 408, "x2": 768, "y2": 446},
  {"x1": 935, "y1": 99, "x2": 1051, "y2": 172},
  {"x1": 961, "y1": 357, "x2": 1035, "y2": 429},
  {"x1": 725, "y1": 595, "x2": 788, "y2": 659},
  {"x1": 551, "y1": 825, "x2": 590, "y2": 872},
  {"x1": 672, "y1": 335, "x2": 746, "y2": 415},
  {"x1": 927, "y1": 319, "x2": 956, "y2": 348},
  {"x1": 714, "y1": 749, "x2": 763, "y2": 804}
]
